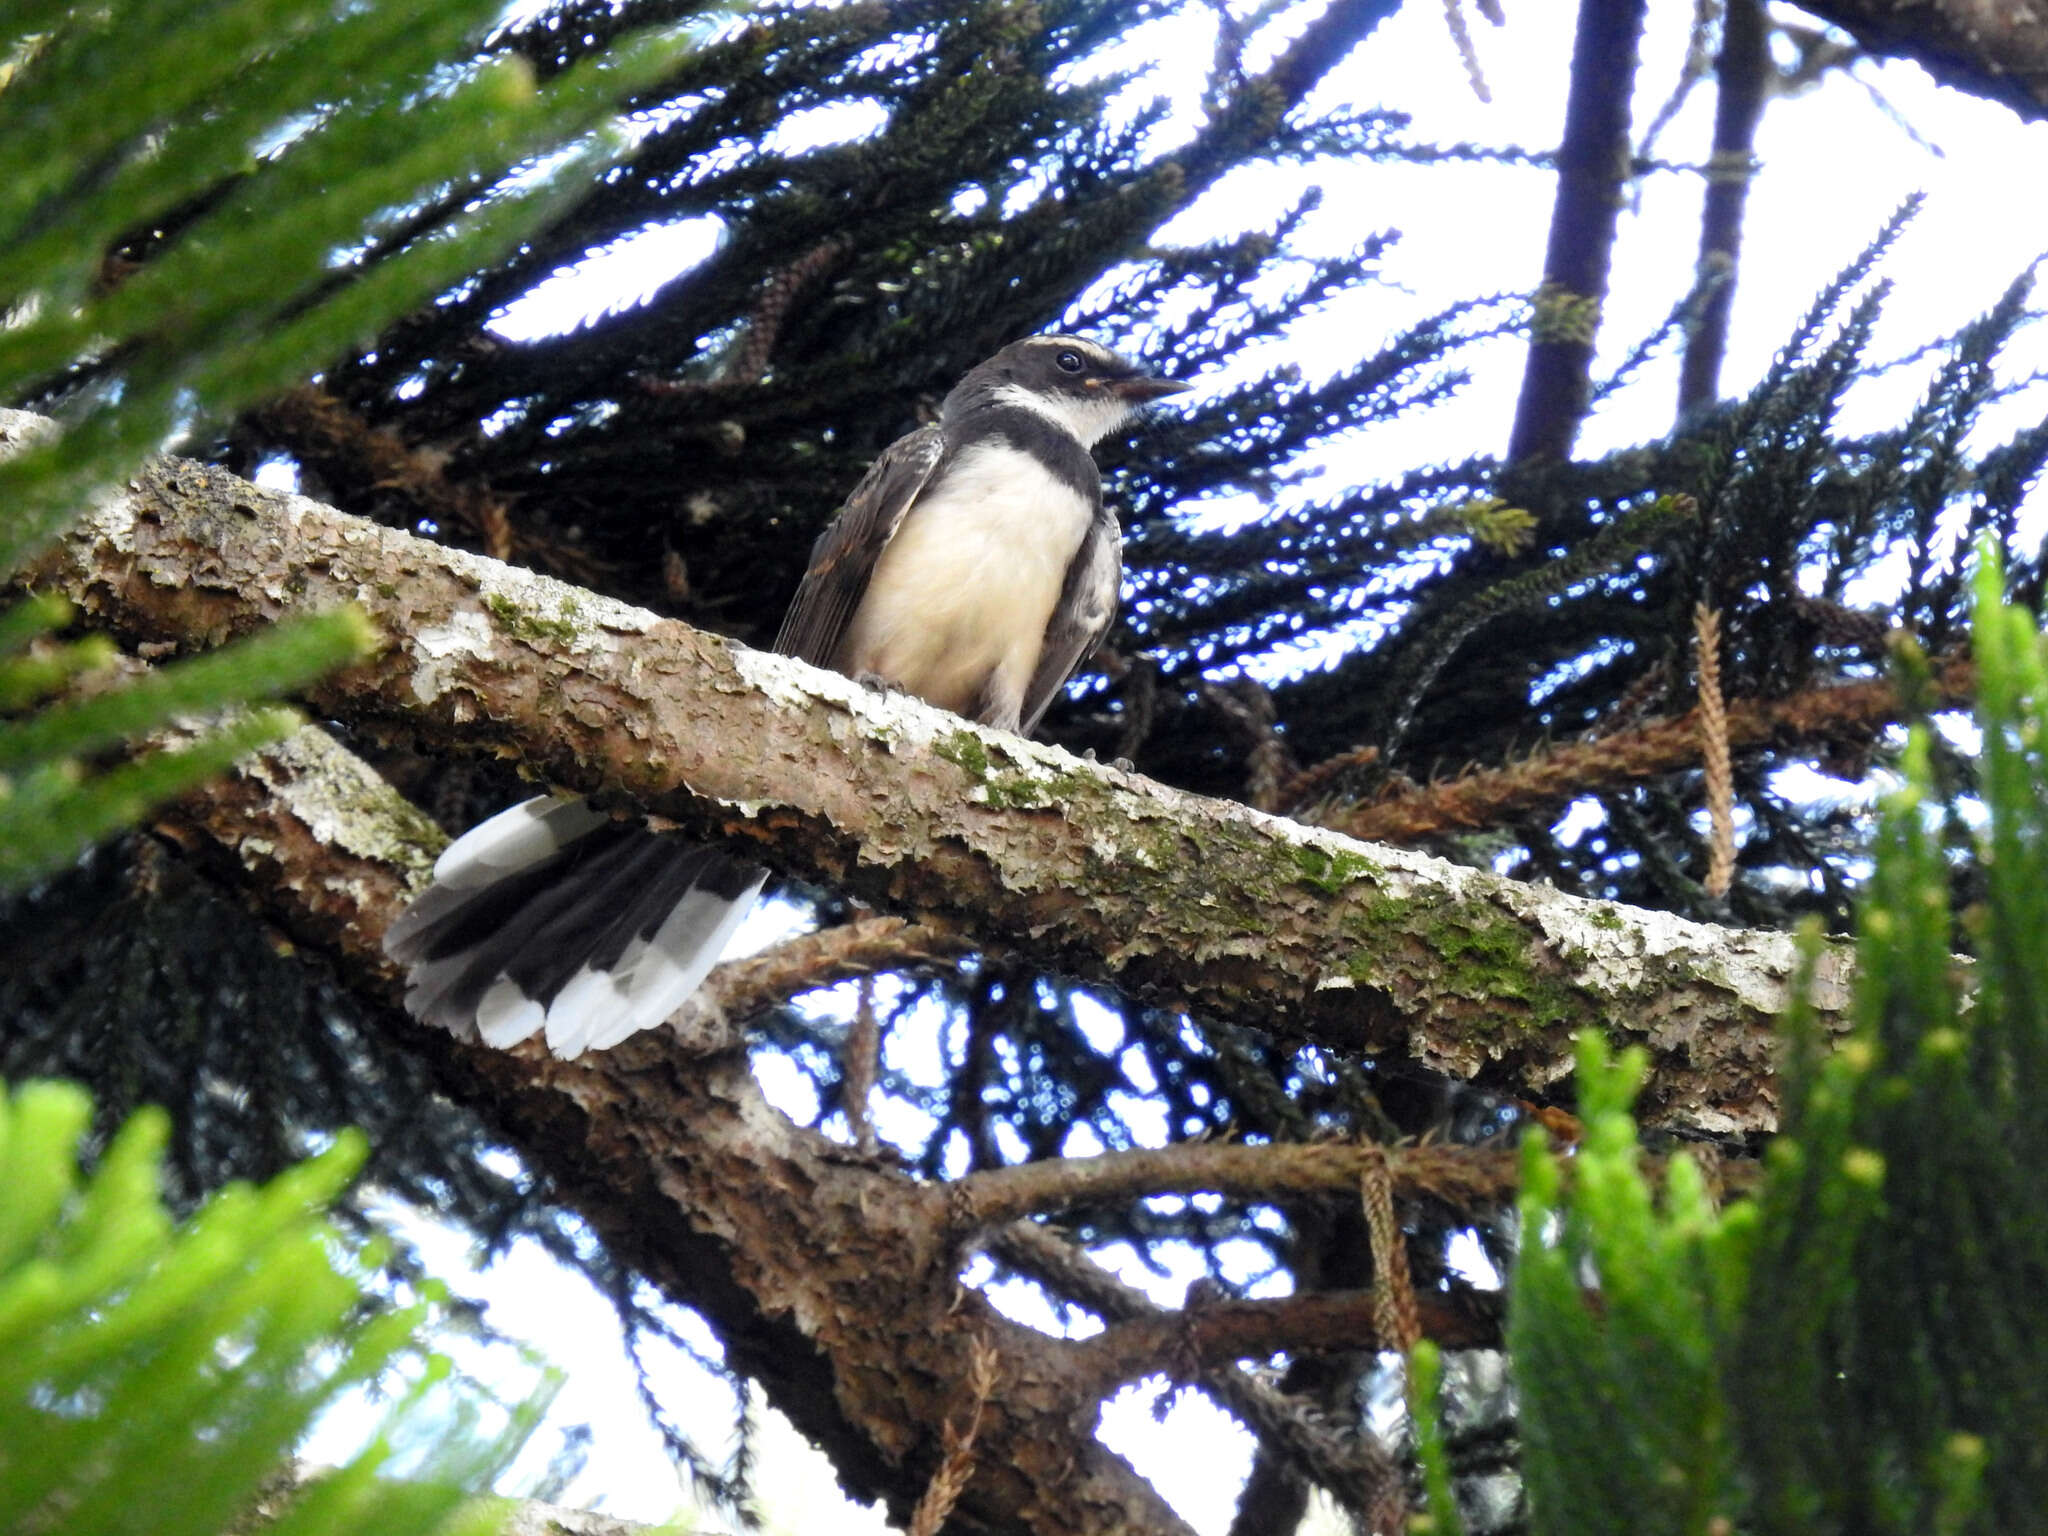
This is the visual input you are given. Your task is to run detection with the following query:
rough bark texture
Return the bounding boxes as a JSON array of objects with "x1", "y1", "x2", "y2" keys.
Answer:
[
  {"x1": 156, "y1": 719, "x2": 1199, "y2": 1536},
  {"x1": 7, "y1": 409, "x2": 1855, "y2": 1137},
  {"x1": 1796, "y1": 0, "x2": 2048, "y2": 123}
]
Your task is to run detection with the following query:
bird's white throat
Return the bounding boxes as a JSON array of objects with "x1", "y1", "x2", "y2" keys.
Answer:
[{"x1": 990, "y1": 380, "x2": 1134, "y2": 446}]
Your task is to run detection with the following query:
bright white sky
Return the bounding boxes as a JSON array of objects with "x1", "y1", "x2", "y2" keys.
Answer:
[{"x1": 327, "y1": 3, "x2": 2048, "y2": 1532}]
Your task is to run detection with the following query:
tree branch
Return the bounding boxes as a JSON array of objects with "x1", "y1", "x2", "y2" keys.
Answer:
[
  {"x1": 989, "y1": 1224, "x2": 1412, "y2": 1529},
  {"x1": 948, "y1": 1143, "x2": 1520, "y2": 1236},
  {"x1": 10, "y1": 410, "x2": 1855, "y2": 1135},
  {"x1": 1507, "y1": 0, "x2": 1649, "y2": 462},
  {"x1": 1676, "y1": 0, "x2": 1769, "y2": 420},
  {"x1": 1793, "y1": 0, "x2": 2048, "y2": 124},
  {"x1": 1323, "y1": 657, "x2": 1973, "y2": 847},
  {"x1": 151, "y1": 719, "x2": 1198, "y2": 1536},
  {"x1": 1069, "y1": 1289, "x2": 1500, "y2": 1394},
  {"x1": 146, "y1": 706, "x2": 1743, "y2": 1536}
]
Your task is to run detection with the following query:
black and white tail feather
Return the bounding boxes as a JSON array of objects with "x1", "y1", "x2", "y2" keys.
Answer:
[
  {"x1": 384, "y1": 335, "x2": 1186, "y2": 1056},
  {"x1": 384, "y1": 795, "x2": 766, "y2": 1055}
]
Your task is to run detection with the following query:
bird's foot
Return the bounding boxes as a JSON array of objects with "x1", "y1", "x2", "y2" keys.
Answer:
[{"x1": 1081, "y1": 747, "x2": 1136, "y2": 773}]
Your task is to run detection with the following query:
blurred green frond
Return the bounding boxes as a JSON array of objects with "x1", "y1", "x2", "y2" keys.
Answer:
[
  {"x1": 0, "y1": 1075, "x2": 557, "y2": 1536},
  {"x1": 1505, "y1": 1033, "x2": 1749, "y2": 1536},
  {"x1": 0, "y1": 0, "x2": 694, "y2": 575},
  {"x1": 1728, "y1": 547, "x2": 2048, "y2": 1535},
  {"x1": 0, "y1": 0, "x2": 698, "y2": 888},
  {"x1": 1406, "y1": 1340, "x2": 1468, "y2": 1536},
  {"x1": 0, "y1": 606, "x2": 374, "y2": 891},
  {"x1": 1491, "y1": 548, "x2": 2048, "y2": 1535}
]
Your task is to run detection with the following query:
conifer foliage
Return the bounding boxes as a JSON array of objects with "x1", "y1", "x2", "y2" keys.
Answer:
[
  {"x1": 1484, "y1": 559, "x2": 2048, "y2": 1536},
  {"x1": 0, "y1": 1077, "x2": 550, "y2": 1536},
  {"x1": 0, "y1": 0, "x2": 690, "y2": 888}
]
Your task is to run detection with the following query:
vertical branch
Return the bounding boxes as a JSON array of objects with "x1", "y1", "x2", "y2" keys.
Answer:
[
  {"x1": 1695, "y1": 604, "x2": 1735, "y2": 898},
  {"x1": 845, "y1": 975, "x2": 880, "y2": 1155},
  {"x1": 1442, "y1": 0, "x2": 1492, "y2": 102},
  {"x1": 1676, "y1": 0, "x2": 1770, "y2": 420},
  {"x1": 1507, "y1": 0, "x2": 1650, "y2": 463},
  {"x1": 1359, "y1": 1149, "x2": 1418, "y2": 1536}
]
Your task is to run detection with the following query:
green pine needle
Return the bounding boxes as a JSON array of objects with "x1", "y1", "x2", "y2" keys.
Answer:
[
  {"x1": 0, "y1": 1077, "x2": 556, "y2": 1536},
  {"x1": 0, "y1": 607, "x2": 374, "y2": 773},
  {"x1": 1512, "y1": 542, "x2": 2048, "y2": 1536},
  {"x1": 0, "y1": 592, "x2": 72, "y2": 657}
]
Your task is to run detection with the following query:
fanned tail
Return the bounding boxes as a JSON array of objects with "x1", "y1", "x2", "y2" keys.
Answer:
[{"x1": 384, "y1": 795, "x2": 767, "y2": 1056}]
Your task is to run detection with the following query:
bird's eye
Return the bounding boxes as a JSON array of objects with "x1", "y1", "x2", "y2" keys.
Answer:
[{"x1": 1055, "y1": 349, "x2": 1085, "y2": 374}]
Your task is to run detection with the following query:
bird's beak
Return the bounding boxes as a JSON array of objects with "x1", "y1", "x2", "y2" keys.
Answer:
[{"x1": 1108, "y1": 374, "x2": 1194, "y2": 403}]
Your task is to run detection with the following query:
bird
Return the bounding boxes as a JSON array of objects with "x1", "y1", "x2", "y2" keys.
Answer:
[{"x1": 384, "y1": 334, "x2": 1191, "y2": 1056}]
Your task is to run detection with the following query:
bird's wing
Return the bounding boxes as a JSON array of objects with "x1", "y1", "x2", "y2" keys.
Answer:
[
  {"x1": 773, "y1": 424, "x2": 947, "y2": 666},
  {"x1": 1018, "y1": 510, "x2": 1122, "y2": 737}
]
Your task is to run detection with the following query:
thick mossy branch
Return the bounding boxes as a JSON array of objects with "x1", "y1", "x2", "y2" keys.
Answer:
[{"x1": 12, "y1": 413, "x2": 1861, "y2": 1134}]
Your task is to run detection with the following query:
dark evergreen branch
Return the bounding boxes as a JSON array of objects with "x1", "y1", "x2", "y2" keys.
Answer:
[{"x1": 1378, "y1": 494, "x2": 1699, "y2": 760}]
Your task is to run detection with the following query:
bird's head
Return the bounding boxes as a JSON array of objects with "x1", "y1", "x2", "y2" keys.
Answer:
[{"x1": 948, "y1": 335, "x2": 1191, "y2": 446}]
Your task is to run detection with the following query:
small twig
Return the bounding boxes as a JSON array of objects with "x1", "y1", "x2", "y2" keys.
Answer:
[
  {"x1": 725, "y1": 237, "x2": 851, "y2": 387},
  {"x1": 988, "y1": 1223, "x2": 1413, "y2": 1525},
  {"x1": 1358, "y1": 1147, "x2": 1417, "y2": 1536},
  {"x1": 1321, "y1": 656, "x2": 1975, "y2": 846},
  {"x1": 1113, "y1": 653, "x2": 1159, "y2": 765},
  {"x1": 1636, "y1": 0, "x2": 1719, "y2": 164},
  {"x1": 251, "y1": 386, "x2": 518, "y2": 562},
  {"x1": 945, "y1": 1142, "x2": 1521, "y2": 1239},
  {"x1": 1275, "y1": 744, "x2": 1380, "y2": 814},
  {"x1": 1586, "y1": 657, "x2": 1671, "y2": 740},
  {"x1": 844, "y1": 974, "x2": 880, "y2": 1154},
  {"x1": 1441, "y1": 0, "x2": 1491, "y2": 102},
  {"x1": 1201, "y1": 677, "x2": 1297, "y2": 812},
  {"x1": 1695, "y1": 604, "x2": 1735, "y2": 898},
  {"x1": 665, "y1": 915, "x2": 975, "y2": 1054},
  {"x1": 907, "y1": 1333, "x2": 999, "y2": 1536},
  {"x1": 638, "y1": 238, "x2": 850, "y2": 395},
  {"x1": 1360, "y1": 1149, "x2": 1422, "y2": 1359}
]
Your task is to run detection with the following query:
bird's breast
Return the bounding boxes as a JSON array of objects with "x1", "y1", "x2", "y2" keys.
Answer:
[{"x1": 835, "y1": 439, "x2": 1097, "y2": 724}]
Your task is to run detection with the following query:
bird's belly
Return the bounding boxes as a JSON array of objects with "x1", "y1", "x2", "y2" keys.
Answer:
[{"x1": 837, "y1": 443, "x2": 1094, "y2": 722}]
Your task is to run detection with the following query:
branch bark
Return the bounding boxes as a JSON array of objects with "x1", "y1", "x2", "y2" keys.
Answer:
[
  {"x1": 1507, "y1": 0, "x2": 1649, "y2": 463},
  {"x1": 1793, "y1": 0, "x2": 2048, "y2": 124},
  {"x1": 153, "y1": 718, "x2": 1199, "y2": 1536},
  {"x1": 987, "y1": 1222, "x2": 1404, "y2": 1530},
  {"x1": 154, "y1": 716, "x2": 1499, "y2": 1536},
  {"x1": 1069, "y1": 1288, "x2": 1499, "y2": 1395},
  {"x1": 948, "y1": 1143, "x2": 1521, "y2": 1236},
  {"x1": 1676, "y1": 0, "x2": 1769, "y2": 420},
  {"x1": 1322, "y1": 656, "x2": 1973, "y2": 847},
  {"x1": 10, "y1": 410, "x2": 1854, "y2": 1136}
]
